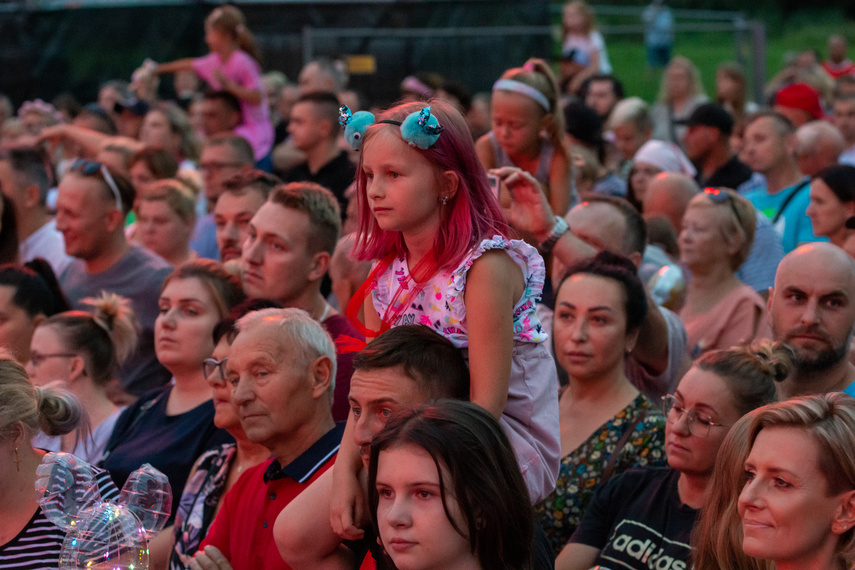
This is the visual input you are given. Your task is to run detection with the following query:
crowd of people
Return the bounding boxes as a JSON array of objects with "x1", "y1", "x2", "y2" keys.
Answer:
[{"x1": 3, "y1": 2, "x2": 855, "y2": 569}]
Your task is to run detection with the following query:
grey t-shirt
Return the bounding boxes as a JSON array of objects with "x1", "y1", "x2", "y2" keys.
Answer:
[{"x1": 60, "y1": 244, "x2": 173, "y2": 396}]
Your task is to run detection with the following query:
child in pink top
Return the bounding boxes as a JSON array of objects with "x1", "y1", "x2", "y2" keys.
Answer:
[{"x1": 148, "y1": 6, "x2": 273, "y2": 162}]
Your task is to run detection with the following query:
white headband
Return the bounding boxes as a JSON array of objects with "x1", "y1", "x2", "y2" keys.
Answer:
[{"x1": 492, "y1": 79, "x2": 551, "y2": 112}]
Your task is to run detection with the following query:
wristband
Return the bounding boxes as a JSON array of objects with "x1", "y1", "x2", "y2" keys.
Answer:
[{"x1": 538, "y1": 216, "x2": 569, "y2": 254}]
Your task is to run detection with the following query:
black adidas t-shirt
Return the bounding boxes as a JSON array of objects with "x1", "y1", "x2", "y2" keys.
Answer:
[{"x1": 571, "y1": 467, "x2": 698, "y2": 570}]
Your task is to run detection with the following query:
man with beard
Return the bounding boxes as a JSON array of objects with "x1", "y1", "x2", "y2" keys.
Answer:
[{"x1": 767, "y1": 242, "x2": 855, "y2": 398}]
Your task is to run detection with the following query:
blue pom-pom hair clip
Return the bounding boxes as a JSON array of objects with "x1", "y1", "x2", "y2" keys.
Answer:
[{"x1": 339, "y1": 105, "x2": 444, "y2": 151}]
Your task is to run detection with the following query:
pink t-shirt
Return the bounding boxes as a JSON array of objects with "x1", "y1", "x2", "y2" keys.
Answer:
[
  {"x1": 681, "y1": 284, "x2": 772, "y2": 357},
  {"x1": 193, "y1": 50, "x2": 273, "y2": 160}
]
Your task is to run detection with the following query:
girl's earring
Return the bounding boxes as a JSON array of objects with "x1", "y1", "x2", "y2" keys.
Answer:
[{"x1": 440, "y1": 195, "x2": 449, "y2": 205}]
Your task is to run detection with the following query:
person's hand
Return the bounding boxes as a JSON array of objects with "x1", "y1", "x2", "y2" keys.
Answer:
[
  {"x1": 329, "y1": 466, "x2": 367, "y2": 540},
  {"x1": 492, "y1": 166, "x2": 556, "y2": 241},
  {"x1": 213, "y1": 69, "x2": 229, "y2": 90},
  {"x1": 36, "y1": 124, "x2": 68, "y2": 145},
  {"x1": 189, "y1": 546, "x2": 234, "y2": 570}
]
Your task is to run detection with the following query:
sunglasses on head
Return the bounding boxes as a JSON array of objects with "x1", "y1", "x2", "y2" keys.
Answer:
[
  {"x1": 70, "y1": 159, "x2": 123, "y2": 212},
  {"x1": 703, "y1": 187, "x2": 743, "y2": 230}
]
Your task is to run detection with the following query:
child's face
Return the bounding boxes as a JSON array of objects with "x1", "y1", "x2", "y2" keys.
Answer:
[
  {"x1": 205, "y1": 25, "x2": 229, "y2": 52},
  {"x1": 375, "y1": 444, "x2": 476, "y2": 570},
  {"x1": 562, "y1": 4, "x2": 585, "y2": 32},
  {"x1": 491, "y1": 91, "x2": 546, "y2": 159},
  {"x1": 361, "y1": 130, "x2": 444, "y2": 239}
]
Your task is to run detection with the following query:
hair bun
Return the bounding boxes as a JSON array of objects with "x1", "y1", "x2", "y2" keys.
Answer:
[
  {"x1": 750, "y1": 341, "x2": 794, "y2": 383},
  {"x1": 81, "y1": 292, "x2": 139, "y2": 366},
  {"x1": 34, "y1": 382, "x2": 84, "y2": 437}
]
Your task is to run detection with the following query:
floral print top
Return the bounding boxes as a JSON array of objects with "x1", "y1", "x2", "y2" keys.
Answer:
[
  {"x1": 371, "y1": 236, "x2": 548, "y2": 347},
  {"x1": 535, "y1": 395, "x2": 667, "y2": 557},
  {"x1": 171, "y1": 443, "x2": 236, "y2": 569}
]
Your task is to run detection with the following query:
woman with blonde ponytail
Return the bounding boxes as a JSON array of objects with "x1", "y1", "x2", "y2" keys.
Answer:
[
  {"x1": 477, "y1": 58, "x2": 574, "y2": 216},
  {"x1": 0, "y1": 357, "x2": 119, "y2": 568},
  {"x1": 27, "y1": 292, "x2": 139, "y2": 463}
]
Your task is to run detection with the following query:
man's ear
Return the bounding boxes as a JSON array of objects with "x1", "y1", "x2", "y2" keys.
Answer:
[
  {"x1": 104, "y1": 207, "x2": 125, "y2": 233},
  {"x1": 766, "y1": 287, "x2": 774, "y2": 327},
  {"x1": 308, "y1": 251, "x2": 331, "y2": 283},
  {"x1": 310, "y1": 355, "x2": 334, "y2": 400}
]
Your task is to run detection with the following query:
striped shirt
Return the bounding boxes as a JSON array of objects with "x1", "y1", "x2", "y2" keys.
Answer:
[{"x1": 0, "y1": 468, "x2": 118, "y2": 569}]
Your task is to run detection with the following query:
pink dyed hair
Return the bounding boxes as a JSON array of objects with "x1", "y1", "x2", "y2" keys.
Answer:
[{"x1": 352, "y1": 100, "x2": 509, "y2": 272}]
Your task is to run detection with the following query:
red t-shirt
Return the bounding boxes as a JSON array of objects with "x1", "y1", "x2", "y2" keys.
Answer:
[{"x1": 200, "y1": 423, "x2": 344, "y2": 569}]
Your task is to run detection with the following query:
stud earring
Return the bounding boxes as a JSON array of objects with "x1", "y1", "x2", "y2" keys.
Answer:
[{"x1": 440, "y1": 195, "x2": 448, "y2": 205}]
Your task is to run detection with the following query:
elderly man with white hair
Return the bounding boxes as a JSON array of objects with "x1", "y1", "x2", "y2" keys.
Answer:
[
  {"x1": 189, "y1": 308, "x2": 344, "y2": 570},
  {"x1": 794, "y1": 120, "x2": 845, "y2": 177}
]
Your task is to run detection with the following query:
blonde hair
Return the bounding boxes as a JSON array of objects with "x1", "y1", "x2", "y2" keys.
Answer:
[
  {"x1": 686, "y1": 189, "x2": 757, "y2": 270},
  {"x1": 499, "y1": 58, "x2": 571, "y2": 163},
  {"x1": 562, "y1": 0, "x2": 595, "y2": 35},
  {"x1": 658, "y1": 56, "x2": 705, "y2": 104},
  {"x1": 747, "y1": 393, "x2": 855, "y2": 568},
  {"x1": 0, "y1": 357, "x2": 83, "y2": 440},
  {"x1": 136, "y1": 178, "x2": 197, "y2": 226},
  {"x1": 692, "y1": 411, "x2": 774, "y2": 570}
]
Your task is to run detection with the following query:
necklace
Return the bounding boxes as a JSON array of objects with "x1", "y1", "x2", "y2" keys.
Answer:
[{"x1": 318, "y1": 302, "x2": 330, "y2": 323}]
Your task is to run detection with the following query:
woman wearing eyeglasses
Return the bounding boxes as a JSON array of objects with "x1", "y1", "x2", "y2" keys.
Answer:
[
  {"x1": 556, "y1": 339, "x2": 788, "y2": 570},
  {"x1": 26, "y1": 292, "x2": 137, "y2": 463},
  {"x1": 101, "y1": 260, "x2": 244, "y2": 525},
  {"x1": 679, "y1": 188, "x2": 771, "y2": 357},
  {"x1": 536, "y1": 251, "x2": 667, "y2": 559}
]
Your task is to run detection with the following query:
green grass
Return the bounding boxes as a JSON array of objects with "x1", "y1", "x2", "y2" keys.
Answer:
[{"x1": 586, "y1": 11, "x2": 855, "y2": 103}]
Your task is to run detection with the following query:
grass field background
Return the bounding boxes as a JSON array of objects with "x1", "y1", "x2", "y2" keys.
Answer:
[{"x1": 576, "y1": 8, "x2": 855, "y2": 104}]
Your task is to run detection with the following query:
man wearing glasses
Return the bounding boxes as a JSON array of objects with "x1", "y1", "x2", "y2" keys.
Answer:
[
  {"x1": 56, "y1": 160, "x2": 172, "y2": 402},
  {"x1": 193, "y1": 135, "x2": 255, "y2": 260}
]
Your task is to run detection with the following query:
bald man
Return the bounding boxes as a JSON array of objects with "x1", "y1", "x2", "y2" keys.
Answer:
[
  {"x1": 643, "y1": 172, "x2": 784, "y2": 294},
  {"x1": 768, "y1": 243, "x2": 855, "y2": 398},
  {"x1": 794, "y1": 120, "x2": 845, "y2": 177}
]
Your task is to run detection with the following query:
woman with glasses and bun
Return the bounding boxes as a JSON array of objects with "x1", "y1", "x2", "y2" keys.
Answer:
[
  {"x1": 556, "y1": 340, "x2": 790, "y2": 570},
  {"x1": 678, "y1": 188, "x2": 770, "y2": 357},
  {"x1": 26, "y1": 292, "x2": 138, "y2": 463}
]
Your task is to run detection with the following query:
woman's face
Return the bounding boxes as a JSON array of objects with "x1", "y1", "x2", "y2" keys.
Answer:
[
  {"x1": 136, "y1": 200, "x2": 192, "y2": 262},
  {"x1": 716, "y1": 71, "x2": 740, "y2": 102},
  {"x1": 375, "y1": 443, "x2": 477, "y2": 570},
  {"x1": 155, "y1": 277, "x2": 220, "y2": 373},
  {"x1": 490, "y1": 90, "x2": 545, "y2": 159},
  {"x1": 140, "y1": 111, "x2": 179, "y2": 156},
  {"x1": 678, "y1": 205, "x2": 734, "y2": 270},
  {"x1": 739, "y1": 427, "x2": 853, "y2": 567},
  {"x1": 806, "y1": 178, "x2": 852, "y2": 239},
  {"x1": 206, "y1": 336, "x2": 239, "y2": 430},
  {"x1": 129, "y1": 161, "x2": 157, "y2": 198},
  {"x1": 26, "y1": 325, "x2": 76, "y2": 388},
  {"x1": 630, "y1": 162, "x2": 662, "y2": 203},
  {"x1": 553, "y1": 273, "x2": 633, "y2": 382},
  {"x1": 665, "y1": 367, "x2": 740, "y2": 477},
  {"x1": 562, "y1": 4, "x2": 585, "y2": 33},
  {"x1": 666, "y1": 65, "x2": 691, "y2": 101},
  {"x1": 0, "y1": 285, "x2": 40, "y2": 364}
]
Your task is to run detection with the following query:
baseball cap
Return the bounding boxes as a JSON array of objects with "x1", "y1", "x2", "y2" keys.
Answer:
[
  {"x1": 774, "y1": 83, "x2": 825, "y2": 121},
  {"x1": 114, "y1": 98, "x2": 150, "y2": 117},
  {"x1": 675, "y1": 103, "x2": 734, "y2": 136}
]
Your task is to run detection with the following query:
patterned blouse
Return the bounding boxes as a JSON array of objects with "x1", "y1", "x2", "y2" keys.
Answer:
[
  {"x1": 371, "y1": 236, "x2": 549, "y2": 347},
  {"x1": 535, "y1": 394, "x2": 667, "y2": 557},
  {"x1": 170, "y1": 444, "x2": 237, "y2": 569}
]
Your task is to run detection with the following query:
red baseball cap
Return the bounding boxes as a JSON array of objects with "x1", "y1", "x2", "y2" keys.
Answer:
[{"x1": 774, "y1": 83, "x2": 825, "y2": 121}]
